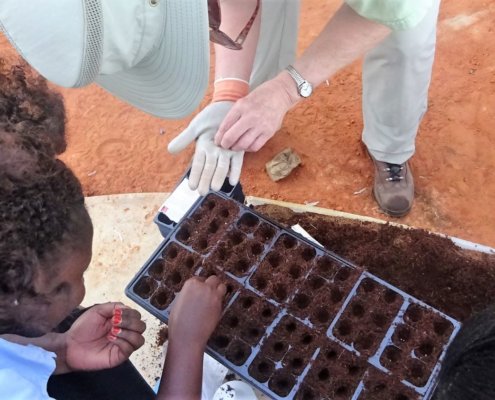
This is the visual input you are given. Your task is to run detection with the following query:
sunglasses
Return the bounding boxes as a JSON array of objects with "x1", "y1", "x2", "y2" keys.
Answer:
[{"x1": 208, "y1": 0, "x2": 260, "y2": 50}]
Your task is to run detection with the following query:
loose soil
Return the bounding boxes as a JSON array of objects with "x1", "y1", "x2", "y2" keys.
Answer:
[
  {"x1": 156, "y1": 326, "x2": 168, "y2": 347},
  {"x1": 1, "y1": 0, "x2": 494, "y2": 247}
]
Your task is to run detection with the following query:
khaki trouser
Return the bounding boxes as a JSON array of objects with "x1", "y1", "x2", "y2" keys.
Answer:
[
  {"x1": 249, "y1": 0, "x2": 300, "y2": 89},
  {"x1": 250, "y1": 0, "x2": 441, "y2": 165},
  {"x1": 362, "y1": 0, "x2": 442, "y2": 164}
]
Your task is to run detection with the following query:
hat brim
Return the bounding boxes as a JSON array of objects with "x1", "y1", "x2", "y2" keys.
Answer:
[{"x1": 96, "y1": 0, "x2": 209, "y2": 119}]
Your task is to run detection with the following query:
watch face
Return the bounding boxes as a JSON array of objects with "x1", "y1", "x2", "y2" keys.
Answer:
[{"x1": 299, "y1": 81, "x2": 313, "y2": 98}]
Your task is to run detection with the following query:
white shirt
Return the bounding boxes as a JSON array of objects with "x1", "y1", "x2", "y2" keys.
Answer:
[{"x1": 0, "y1": 338, "x2": 56, "y2": 400}]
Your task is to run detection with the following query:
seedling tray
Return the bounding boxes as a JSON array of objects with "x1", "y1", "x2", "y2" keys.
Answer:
[
  {"x1": 126, "y1": 193, "x2": 460, "y2": 400},
  {"x1": 154, "y1": 168, "x2": 245, "y2": 237}
]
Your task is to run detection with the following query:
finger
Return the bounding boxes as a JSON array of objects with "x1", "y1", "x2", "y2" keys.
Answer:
[
  {"x1": 111, "y1": 308, "x2": 141, "y2": 327},
  {"x1": 219, "y1": 118, "x2": 252, "y2": 150},
  {"x1": 205, "y1": 275, "x2": 227, "y2": 298},
  {"x1": 108, "y1": 330, "x2": 145, "y2": 354},
  {"x1": 205, "y1": 275, "x2": 221, "y2": 288},
  {"x1": 114, "y1": 314, "x2": 146, "y2": 334},
  {"x1": 121, "y1": 308, "x2": 142, "y2": 321},
  {"x1": 230, "y1": 128, "x2": 260, "y2": 152},
  {"x1": 215, "y1": 108, "x2": 241, "y2": 146},
  {"x1": 114, "y1": 329, "x2": 145, "y2": 351},
  {"x1": 228, "y1": 152, "x2": 244, "y2": 186},
  {"x1": 210, "y1": 151, "x2": 230, "y2": 192},
  {"x1": 93, "y1": 302, "x2": 127, "y2": 319},
  {"x1": 188, "y1": 150, "x2": 206, "y2": 191},
  {"x1": 216, "y1": 282, "x2": 227, "y2": 297},
  {"x1": 247, "y1": 134, "x2": 269, "y2": 153},
  {"x1": 167, "y1": 126, "x2": 199, "y2": 154},
  {"x1": 197, "y1": 152, "x2": 218, "y2": 196},
  {"x1": 180, "y1": 276, "x2": 205, "y2": 293}
]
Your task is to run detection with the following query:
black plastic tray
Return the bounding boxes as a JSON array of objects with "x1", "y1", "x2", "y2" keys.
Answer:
[
  {"x1": 126, "y1": 193, "x2": 460, "y2": 400},
  {"x1": 154, "y1": 168, "x2": 245, "y2": 238}
]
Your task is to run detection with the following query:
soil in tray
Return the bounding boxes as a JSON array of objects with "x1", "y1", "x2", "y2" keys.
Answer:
[
  {"x1": 208, "y1": 229, "x2": 265, "y2": 278},
  {"x1": 208, "y1": 289, "x2": 279, "y2": 366},
  {"x1": 333, "y1": 277, "x2": 403, "y2": 357},
  {"x1": 161, "y1": 243, "x2": 202, "y2": 291},
  {"x1": 288, "y1": 265, "x2": 359, "y2": 331},
  {"x1": 133, "y1": 276, "x2": 157, "y2": 299},
  {"x1": 143, "y1": 242, "x2": 202, "y2": 290},
  {"x1": 248, "y1": 353, "x2": 276, "y2": 384},
  {"x1": 249, "y1": 234, "x2": 318, "y2": 304},
  {"x1": 212, "y1": 289, "x2": 279, "y2": 347},
  {"x1": 149, "y1": 285, "x2": 174, "y2": 310},
  {"x1": 175, "y1": 194, "x2": 240, "y2": 254},
  {"x1": 236, "y1": 212, "x2": 278, "y2": 244},
  {"x1": 231, "y1": 315, "x2": 320, "y2": 397},
  {"x1": 259, "y1": 315, "x2": 319, "y2": 396},
  {"x1": 380, "y1": 303, "x2": 455, "y2": 387},
  {"x1": 255, "y1": 204, "x2": 495, "y2": 322},
  {"x1": 300, "y1": 339, "x2": 366, "y2": 399},
  {"x1": 135, "y1": 240, "x2": 238, "y2": 309},
  {"x1": 358, "y1": 368, "x2": 420, "y2": 400}
]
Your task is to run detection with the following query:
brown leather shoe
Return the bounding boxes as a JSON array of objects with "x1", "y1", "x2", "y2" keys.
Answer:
[{"x1": 369, "y1": 154, "x2": 414, "y2": 217}]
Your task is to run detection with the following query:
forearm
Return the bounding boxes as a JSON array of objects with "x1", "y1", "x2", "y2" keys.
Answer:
[
  {"x1": 1, "y1": 333, "x2": 70, "y2": 374},
  {"x1": 277, "y1": 3, "x2": 391, "y2": 105},
  {"x1": 157, "y1": 338, "x2": 205, "y2": 400},
  {"x1": 214, "y1": 0, "x2": 261, "y2": 81}
]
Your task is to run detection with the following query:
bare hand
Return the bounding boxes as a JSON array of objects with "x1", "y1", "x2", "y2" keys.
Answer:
[
  {"x1": 167, "y1": 276, "x2": 226, "y2": 349},
  {"x1": 63, "y1": 303, "x2": 146, "y2": 372},
  {"x1": 168, "y1": 102, "x2": 244, "y2": 195},
  {"x1": 214, "y1": 77, "x2": 294, "y2": 152}
]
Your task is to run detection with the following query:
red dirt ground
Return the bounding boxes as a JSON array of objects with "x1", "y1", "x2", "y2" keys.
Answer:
[{"x1": 1, "y1": 0, "x2": 494, "y2": 246}]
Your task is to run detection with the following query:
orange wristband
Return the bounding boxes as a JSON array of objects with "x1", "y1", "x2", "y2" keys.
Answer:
[{"x1": 212, "y1": 78, "x2": 249, "y2": 103}]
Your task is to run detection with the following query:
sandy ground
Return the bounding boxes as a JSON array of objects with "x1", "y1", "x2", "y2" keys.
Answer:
[{"x1": 1, "y1": 0, "x2": 494, "y2": 247}]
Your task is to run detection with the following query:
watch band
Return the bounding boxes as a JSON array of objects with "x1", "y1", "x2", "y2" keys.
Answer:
[
  {"x1": 286, "y1": 65, "x2": 305, "y2": 87},
  {"x1": 285, "y1": 65, "x2": 313, "y2": 98}
]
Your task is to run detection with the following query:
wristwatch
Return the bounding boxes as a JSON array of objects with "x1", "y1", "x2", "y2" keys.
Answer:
[{"x1": 285, "y1": 65, "x2": 313, "y2": 98}]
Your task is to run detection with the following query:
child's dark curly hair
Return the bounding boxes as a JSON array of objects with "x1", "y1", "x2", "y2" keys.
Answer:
[
  {"x1": 0, "y1": 57, "x2": 66, "y2": 155},
  {"x1": 0, "y1": 59, "x2": 90, "y2": 335}
]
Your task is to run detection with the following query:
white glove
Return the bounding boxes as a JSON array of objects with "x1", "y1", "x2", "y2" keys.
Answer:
[{"x1": 167, "y1": 102, "x2": 244, "y2": 196}]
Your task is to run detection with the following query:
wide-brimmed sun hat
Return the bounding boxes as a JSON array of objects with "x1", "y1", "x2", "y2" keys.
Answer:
[{"x1": 0, "y1": 0, "x2": 209, "y2": 119}]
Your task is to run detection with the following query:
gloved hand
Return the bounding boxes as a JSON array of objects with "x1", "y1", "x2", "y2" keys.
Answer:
[{"x1": 168, "y1": 101, "x2": 244, "y2": 196}]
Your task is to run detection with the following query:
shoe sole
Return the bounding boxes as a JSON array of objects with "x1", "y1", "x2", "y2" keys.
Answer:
[{"x1": 372, "y1": 187, "x2": 412, "y2": 218}]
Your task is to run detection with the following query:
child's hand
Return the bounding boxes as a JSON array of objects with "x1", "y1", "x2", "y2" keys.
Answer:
[
  {"x1": 167, "y1": 276, "x2": 226, "y2": 349},
  {"x1": 62, "y1": 303, "x2": 146, "y2": 372}
]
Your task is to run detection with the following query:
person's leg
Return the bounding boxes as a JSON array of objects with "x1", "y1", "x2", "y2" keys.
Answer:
[
  {"x1": 249, "y1": 0, "x2": 300, "y2": 88},
  {"x1": 362, "y1": 0, "x2": 441, "y2": 216}
]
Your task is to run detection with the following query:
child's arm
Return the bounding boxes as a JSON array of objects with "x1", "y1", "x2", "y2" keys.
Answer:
[{"x1": 157, "y1": 276, "x2": 226, "y2": 400}]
